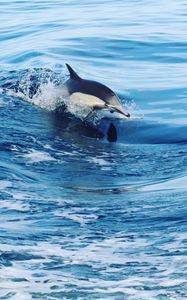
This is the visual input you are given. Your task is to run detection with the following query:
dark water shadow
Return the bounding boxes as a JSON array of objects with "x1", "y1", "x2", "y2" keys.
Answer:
[
  {"x1": 41, "y1": 108, "x2": 187, "y2": 145},
  {"x1": 100, "y1": 118, "x2": 187, "y2": 144}
]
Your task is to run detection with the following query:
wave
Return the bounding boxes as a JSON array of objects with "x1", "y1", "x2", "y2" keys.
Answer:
[{"x1": 1, "y1": 68, "x2": 187, "y2": 144}]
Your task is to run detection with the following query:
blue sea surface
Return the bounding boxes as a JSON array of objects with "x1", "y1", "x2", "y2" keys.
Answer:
[{"x1": 0, "y1": 0, "x2": 187, "y2": 299}]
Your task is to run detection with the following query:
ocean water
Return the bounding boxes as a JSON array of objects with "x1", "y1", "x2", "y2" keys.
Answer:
[{"x1": 0, "y1": 0, "x2": 187, "y2": 299}]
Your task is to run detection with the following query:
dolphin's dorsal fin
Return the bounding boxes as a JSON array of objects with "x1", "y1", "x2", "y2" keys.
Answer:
[{"x1": 66, "y1": 64, "x2": 81, "y2": 80}]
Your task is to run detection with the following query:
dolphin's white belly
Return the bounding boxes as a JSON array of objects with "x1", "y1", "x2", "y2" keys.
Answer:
[
  {"x1": 70, "y1": 92, "x2": 105, "y2": 108},
  {"x1": 68, "y1": 92, "x2": 127, "y2": 120}
]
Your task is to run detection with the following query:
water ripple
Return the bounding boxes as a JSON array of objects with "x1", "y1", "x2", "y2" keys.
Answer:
[{"x1": 0, "y1": 0, "x2": 187, "y2": 299}]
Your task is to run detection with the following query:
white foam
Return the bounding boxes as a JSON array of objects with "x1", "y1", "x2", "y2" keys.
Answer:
[
  {"x1": 0, "y1": 230, "x2": 185, "y2": 299},
  {"x1": 9, "y1": 292, "x2": 32, "y2": 300},
  {"x1": 1, "y1": 79, "x2": 67, "y2": 112},
  {"x1": 0, "y1": 98, "x2": 5, "y2": 107},
  {"x1": 161, "y1": 278, "x2": 186, "y2": 287},
  {"x1": 30, "y1": 83, "x2": 66, "y2": 111},
  {"x1": 0, "y1": 200, "x2": 30, "y2": 212},
  {"x1": 12, "y1": 192, "x2": 32, "y2": 200},
  {"x1": 54, "y1": 208, "x2": 98, "y2": 226},
  {"x1": 141, "y1": 175, "x2": 187, "y2": 191},
  {"x1": 88, "y1": 157, "x2": 111, "y2": 166},
  {"x1": 0, "y1": 180, "x2": 12, "y2": 190},
  {"x1": 22, "y1": 149, "x2": 56, "y2": 163},
  {"x1": 124, "y1": 99, "x2": 144, "y2": 119}
]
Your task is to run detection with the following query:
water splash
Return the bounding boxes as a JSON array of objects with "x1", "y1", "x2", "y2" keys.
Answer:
[
  {"x1": 0, "y1": 68, "x2": 67, "y2": 110},
  {"x1": 1, "y1": 68, "x2": 138, "y2": 123}
]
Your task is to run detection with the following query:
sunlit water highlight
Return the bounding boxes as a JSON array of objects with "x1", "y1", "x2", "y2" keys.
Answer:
[{"x1": 0, "y1": 0, "x2": 187, "y2": 299}]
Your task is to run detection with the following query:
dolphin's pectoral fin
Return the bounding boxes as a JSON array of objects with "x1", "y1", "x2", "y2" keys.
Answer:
[
  {"x1": 83, "y1": 110, "x2": 95, "y2": 122},
  {"x1": 83, "y1": 104, "x2": 106, "y2": 122}
]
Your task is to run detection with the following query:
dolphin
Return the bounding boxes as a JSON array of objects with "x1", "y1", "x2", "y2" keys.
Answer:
[{"x1": 63, "y1": 64, "x2": 130, "y2": 120}]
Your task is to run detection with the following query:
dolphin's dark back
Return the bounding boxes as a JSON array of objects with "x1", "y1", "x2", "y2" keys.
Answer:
[
  {"x1": 64, "y1": 64, "x2": 130, "y2": 118},
  {"x1": 65, "y1": 64, "x2": 122, "y2": 106},
  {"x1": 66, "y1": 78, "x2": 116, "y2": 103}
]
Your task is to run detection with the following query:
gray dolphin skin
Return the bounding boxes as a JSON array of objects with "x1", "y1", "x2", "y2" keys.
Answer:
[{"x1": 64, "y1": 64, "x2": 130, "y2": 119}]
